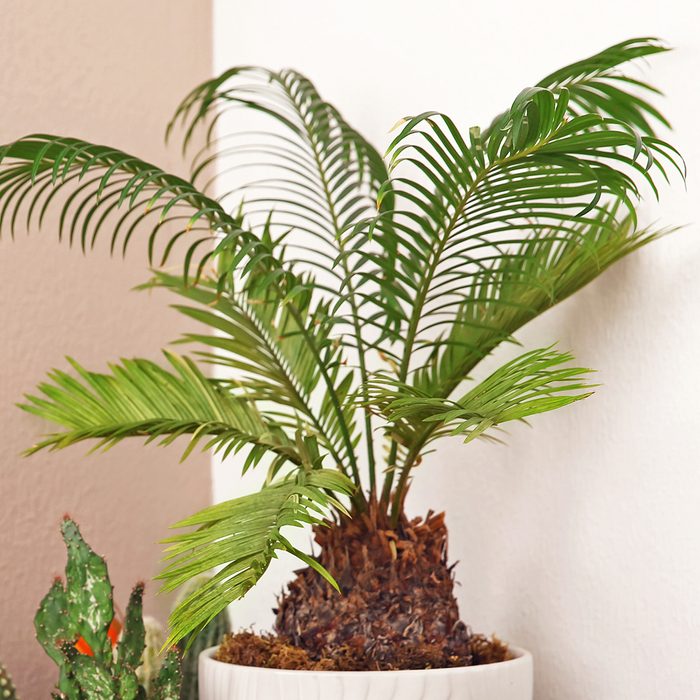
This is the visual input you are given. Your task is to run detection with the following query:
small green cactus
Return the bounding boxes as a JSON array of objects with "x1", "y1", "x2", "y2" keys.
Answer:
[
  {"x1": 0, "y1": 661, "x2": 18, "y2": 700},
  {"x1": 35, "y1": 518, "x2": 182, "y2": 700},
  {"x1": 150, "y1": 651, "x2": 181, "y2": 700},
  {"x1": 173, "y1": 576, "x2": 231, "y2": 700}
]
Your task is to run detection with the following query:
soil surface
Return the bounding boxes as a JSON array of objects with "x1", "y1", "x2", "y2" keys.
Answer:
[
  {"x1": 216, "y1": 630, "x2": 509, "y2": 671},
  {"x1": 216, "y1": 507, "x2": 509, "y2": 671}
]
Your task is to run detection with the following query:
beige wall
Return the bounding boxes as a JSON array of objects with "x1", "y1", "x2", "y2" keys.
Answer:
[{"x1": 0, "y1": 2, "x2": 212, "y2": 695}]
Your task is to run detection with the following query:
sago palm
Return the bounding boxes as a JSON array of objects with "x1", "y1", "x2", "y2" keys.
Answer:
[{"x1": 1, "y1": 38, "x2": 682, "y2": 666}]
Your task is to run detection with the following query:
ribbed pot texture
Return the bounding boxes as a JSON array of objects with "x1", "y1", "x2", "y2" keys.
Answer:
[{"x1": 198, "y1": 646, "x2": 534, "y2": 700}]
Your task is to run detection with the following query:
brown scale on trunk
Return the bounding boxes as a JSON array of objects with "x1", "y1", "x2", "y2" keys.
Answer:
[{"x1": 217, "y1": 506, "x2": 509, "y2": 671}]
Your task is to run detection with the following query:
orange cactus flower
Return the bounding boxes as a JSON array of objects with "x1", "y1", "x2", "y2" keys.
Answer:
[{"x1": 74, "y1": 618, "x2": 122, "y2": 656}]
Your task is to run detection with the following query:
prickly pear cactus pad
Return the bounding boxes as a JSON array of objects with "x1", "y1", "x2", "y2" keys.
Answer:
[
  {"x1": 34, "y1": 518, "x2": 181, "y2": 699},
  {"x1": 0, "y1": 661, "x2": 18, "y2": 700}
]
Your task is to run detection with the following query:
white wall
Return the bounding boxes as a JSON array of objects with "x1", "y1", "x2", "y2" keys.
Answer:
[{"x1": 212, "y1": 2, "x2": 700, "y2": 698}]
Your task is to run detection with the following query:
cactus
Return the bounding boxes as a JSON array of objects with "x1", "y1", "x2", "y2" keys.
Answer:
[
  {"x1": 0, "y1": 661, "x2": 18, "y2": 700},
  {"x1": 137, "y1": 617, "x2": 166, "y2": 695},
  {"x1": 35, "y1": 518, "x2": 182, "y2": 700},
  {"x1": 173, "y1": 576, "x2": 231, "y2": 700},
  {"x1": 150, "y1": 650, "x2": 181, "y2": 700}
]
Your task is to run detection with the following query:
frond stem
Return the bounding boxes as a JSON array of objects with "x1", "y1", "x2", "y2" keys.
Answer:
[
  {"x1": 285, "y1": 302, "x2": 366, "y2": 510},
  {"x1": 291, "y1": 87, "x2": 377, "y2": 499}
]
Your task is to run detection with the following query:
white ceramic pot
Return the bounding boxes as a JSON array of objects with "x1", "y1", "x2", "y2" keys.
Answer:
[{"x1": 199, "y1": 645, "x2": 533, "y2": 700}]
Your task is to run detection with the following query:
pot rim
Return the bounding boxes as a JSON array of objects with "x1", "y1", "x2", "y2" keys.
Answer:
[{"x1": 201, "y1": 644, "x2": 532, "y2": 677}]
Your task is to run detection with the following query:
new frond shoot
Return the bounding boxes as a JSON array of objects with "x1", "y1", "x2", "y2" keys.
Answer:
[{"x1": 4, "y1": 38, "x2": 682, "y2": 646}]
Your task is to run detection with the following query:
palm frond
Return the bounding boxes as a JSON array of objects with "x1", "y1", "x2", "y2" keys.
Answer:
[
  {"x1": 20, "y1": 352, "x2": 300, "y2": 469},
  {"x1": 159, "y1": 468, "x2": 355, "y2": 647},
  {"x1": 413, "y1": 206, "x2": 678, "y2": 399},
  {"x1": 169, "y1": 66, "x2": 389, "y2": 255},
  {"x1": 0, "y1": 135, "x2": 249, "y2": 280},
  {"x1": 376, "y1": 86, "x2": 679, "y2": 358},
  {"x1": 147, "y1": 270, "x2": 358, "y2": 474},
  {"x1": 372, "y1": 347, "x2": 594, "y2": 448},
  {"x1": 373, "y1": 346, "x2": 595, "y2": 513},
  {"x1": 364, "y1": 42, "x2": 682, "y2": 512},
  {"x1": 169, "y1": 66, "x2": 393, "y2": 489},
  {"x1": 168, "y1": 65, "x2": 389, "y2": 313}
]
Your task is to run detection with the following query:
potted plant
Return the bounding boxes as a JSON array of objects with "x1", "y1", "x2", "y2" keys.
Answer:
[{"x1": 0, "y1": 38, "x2": 681, "y2": 699}]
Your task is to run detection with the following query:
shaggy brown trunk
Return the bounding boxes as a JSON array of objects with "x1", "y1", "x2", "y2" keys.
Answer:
[{"x1": 270, "y1": 505, "x2": 507, "y2": 670}]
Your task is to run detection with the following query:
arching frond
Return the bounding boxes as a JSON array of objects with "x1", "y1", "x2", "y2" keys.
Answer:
[
  {"x1": 170, "y1": 66, "x2": 389, "y2": 258},
  {"x1": 371, "y1": 347, "x2": 594, "y2": 449},
  {"x1": 363, "y1": 41, "x2": 683, "y2": 517},
  {"x1": 20, "y1": 352, "x2": 300, "y2": 469},
  {"x1": 371, "y1": 88, "x2": 679, "y2": 362},
  {"x1": 0, "y1": 135, "x2": 248, "y2": 280},
  {"x1": 169, "y1": 65, "x2": 390, "y2": 312},
  {"x1": 160, "y1": 468, "x2": 355, "y2": 647},
  {"x1": 169, "y1": 66, "x2": 393, "y2": 489},
  {"x1": 536, "y1": 37, "x2": 672, "y2": 135},
  {"x1": 372, "y1": 347, "x2": 595, "y2": 511},
  {"x1": 413, "y1": 207, "x2": 678, "y2": 399}
]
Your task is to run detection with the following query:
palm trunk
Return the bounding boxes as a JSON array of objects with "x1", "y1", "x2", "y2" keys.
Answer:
[{"x1": 271, "y1": 505, "x2": 508, "y2": 670}]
